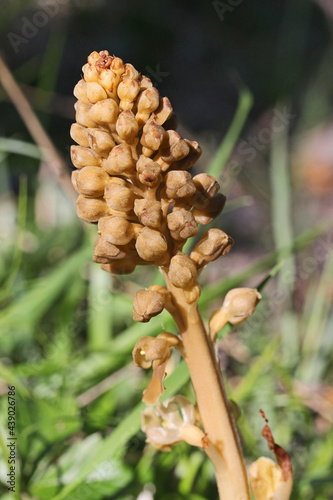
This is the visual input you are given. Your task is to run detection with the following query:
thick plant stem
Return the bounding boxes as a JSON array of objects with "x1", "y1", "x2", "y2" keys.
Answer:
[{"x1": 164, "y1": 276, "x2": 250, "y2": 500}]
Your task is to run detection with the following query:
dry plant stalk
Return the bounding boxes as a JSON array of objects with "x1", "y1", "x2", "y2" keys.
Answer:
[{"x1": 70, "y1": 50, "x2": 293, "y2": 500}]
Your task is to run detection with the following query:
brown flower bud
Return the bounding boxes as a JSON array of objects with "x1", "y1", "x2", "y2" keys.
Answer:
[
  {"x1": 140, "y1": 75, "x2": 153, "y2": 90},
  {"x1": 209, "y1": 288, "x2": 262, "y2": 340},
  {"x1": 104, "y1": 181, "x2": 136, "y2": 212},
  {"x1": 173, "y1": 140, "x2": 202, "y2": 170},
  {"x1": 89, "y1": 99, "x2": 118, "y2": 124},
  {"x1": 117, "y1": 78, "x2": 141, "y2": 110},
  {"x1": 70, "y1": 123, "x2": 90, "y2": 148},
  {"x1": 136, "y1": 156, "x2": 161, "y2": 186},
  {"x1": 167, "y1": 209, "x2": 198, "y2": 240},
  {"x1": 82, "y1": 63, "x2": 98, "y2": 82},
  {"x1": 140, "y1": 120, "x2": 165, "y2": 153},
  {"x1": 105, "y1": 144, "x2": 135, "y2": 175},
  {"x1": 101, "y1": 260, "x2": 136, "y2": 275},
  {"x1": 97, "y1": 69, "x2": 120, "y2": 96},
  {"x1": 71, "y1": 146, "x2": 103, "y2": 169},
  {"x1": 192, "y1": 193, "x2": 226, "y2": 224},
  {"x1": 165, "y1": 171, "x2": 196, "y2": 199},
  {"x1": 98, "y1": 216, "x2": 134, "y2": 245},
  {"x1": 135, "y1": 227, "x2": 168, "y2": 262},
  {"x1": 190, "y1": 229, "x2": 233, "y2": 268},
  {"x1": 136, "y1": 87, "x2": 160, "y2": 127},
  {"x1": 116, "y1": 110, "x2": 139, "y2": 141},
  {"x1": 87, "y1": 128, "x2": 115, "y2": 156},
  {"x1": 76, "y1": 195, "x2": 109, "y2": 222},
  {"x1": 71, "y1": 170, "x2": 79, "y2": 192},
  {"x1": 74, "y1": 80, "x2": 107, "y2": 104},
  {"x1": 87, "y1": 51, "x2": 99, "y2": 65},
  {"x1": 152, "y1": 97, "x2": 173, "y2": 125},
  {"x1": 134, "y1": 199, "x2": 162, "y2": 228},
  {"x1": 155, "y1": 131, "x2": 190, "y2": 170},
  {"x1": 93, "y1": 236, "x2": 127, "y2": 263},
  {"x1": 75, "y1": 101, "x2": 98, "y2": 128},
  {"x1": 168, "y1": 253, "x2": 197, "y2": 289},
  {"x1": 123, "y1": 63, "x2": 140, "y2": 80},
  {"x1": 74, "y1": 166, "x2": 109, "y2": 197},
  {"x1": 193, "y1": 173, "x2": 220, "y2": 208},
  {"x1": 133, "y1": 288, "x2": 167, "y2": 322},
  {"x1": 111, "y1": 57, "x2": 125, "y2": 76}
]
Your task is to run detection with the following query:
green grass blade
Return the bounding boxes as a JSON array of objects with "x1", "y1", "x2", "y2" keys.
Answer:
[
  {"x1": 207, "y1": 79, "x2": 253, "y2": 179},
  {"x1": 51, "y1": 361, "x2": 190, "y2": 500}
]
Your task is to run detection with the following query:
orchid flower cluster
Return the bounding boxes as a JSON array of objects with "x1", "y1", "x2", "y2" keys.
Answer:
[{"x1": 70, "y1": 50, "x2": 293, "y2": 500}]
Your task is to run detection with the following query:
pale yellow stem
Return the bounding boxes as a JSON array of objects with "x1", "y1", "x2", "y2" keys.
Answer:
[{"x1": 163, "y1": 273, "x2": 250, "y2": 500}]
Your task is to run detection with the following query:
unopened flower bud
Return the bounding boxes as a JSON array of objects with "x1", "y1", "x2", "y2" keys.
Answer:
[
  {"x1": 192, "y1": 193, "x2": 226, "y2": 224},
  {"x1": 101, "y1": 259, "x2": 137, "y2": 275},
  {"x1": 168, "y1": 253, "x2": 197, "y2": 289},
  {"x1": 135, "y1": 227, "x2": 168, "y2": 262},
  {"x1": 190, "y1": 229, "x2": 234, "y2": 268},
  {"x1": 136, "y1": 156, "x2": 161, "y2": 186},
  {"x1": 93, "y1": 236, "x2": 127, "y2": 263},
  {"x1": 134, "y1": 199, "x2": 162, "y2": 228},
  {"x1": 116, "y1": 110, "x2": 139, "y2": 141},
  {"x1": 167, "y1": 208, "x2": 198, "y2": 240},
  {"x1": 117, "y1": 78, "x2": 140, "y2": 110},
  {"x1": 156, "y1": 131, "x2": 190, "y2": 170},
  {"x1": 97, "y1": 69, "x2": 119, "y2": 96},
  {"x1": 76, "y1": 195, "x2": 109, "y2": 222},
  {"x1": 193, "y1": 173, "x2": 220, "y2": 208},
  {"x1": 111, "y1": 57, "x2": 125, "y2": 75},
  {"x1": 87, "y1": 128, "x2": 115, "y2": 156},
  {"x1": 74, "y1": 166, "x2": 109, "y2": 197},
  {"x1": 173, "y1": 140, "x2": 202, "y2": 170},
  {"x1": 140, "y1": 75, "x2": 153, "y2": 91},
  {"x1": 136, "y1": 87, "x2": 160, "y2": 127},
  {"x1": 70, "y1": 123, "x2": 90, "y2": 148},
  {"x1": 75, "y1": 101, "x2": 98, "y2": 128},
  {"x1": 74, "y1": 80, "x2": 107, "y2": 104},
  {"x1": 209, "y1": 288, "x2": 262, "y2": 340},
  {"x1": 152, "y1": 97, "x2": 173, "y2": 125},
  {"x1": 105, "y1": 144, "x2": 135, "y2": 175},
  {"x1": 89, "y1": 99, "x2": 118, "y2": 124},
  {"x1": 133, "y1": 287, "x2": 167, "y2": 322},
  {"x1": 87, "y1": 51, "x2": 99, "y2": 65},
  {"x1": 82, "y1": 63, "x2": 98, "y2": 82},
  {"x1": 140, "y1": 120, "x2": 165, "y2": 153},
  {"x1": 165, "y1": 170, "x2": 196, "y2": 199},
  {"x1": 98, "y1": 216, "x2": 134, "y2": 245},
  {"x1": 70, "y1": 145, "x2": 102, "y2": 169},
  {"x1": 123, "y1": 63, "x2": 139, "y2": 80},
  {"x1": 104, "y1": 180, "x2": 136, "y2": 212}
]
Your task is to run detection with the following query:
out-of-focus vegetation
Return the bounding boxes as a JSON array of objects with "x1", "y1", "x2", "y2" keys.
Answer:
[{"x1": 0, "y1": 1, "x2": 332, "y2": 499}]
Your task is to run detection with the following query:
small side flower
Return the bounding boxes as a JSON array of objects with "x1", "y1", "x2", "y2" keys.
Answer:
[
  {"x1": 132, "y1": 333, "x2": 181, "y2": 405},
  {"x1": 249, "y1": 410, "x2": 293, "y2": 500},
  {"x1": 141, "y1": 395, "x2": 206, "y2": 451}
]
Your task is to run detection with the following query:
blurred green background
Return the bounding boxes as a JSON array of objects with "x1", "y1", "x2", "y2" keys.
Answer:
[{"x1": 0, "y1": 0, "x2": 332, "y2": 499}]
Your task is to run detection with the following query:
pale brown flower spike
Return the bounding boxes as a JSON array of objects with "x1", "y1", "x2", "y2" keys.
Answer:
[{"x1": 71, "y1": 51, "x2": 286, "y2": 500}]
